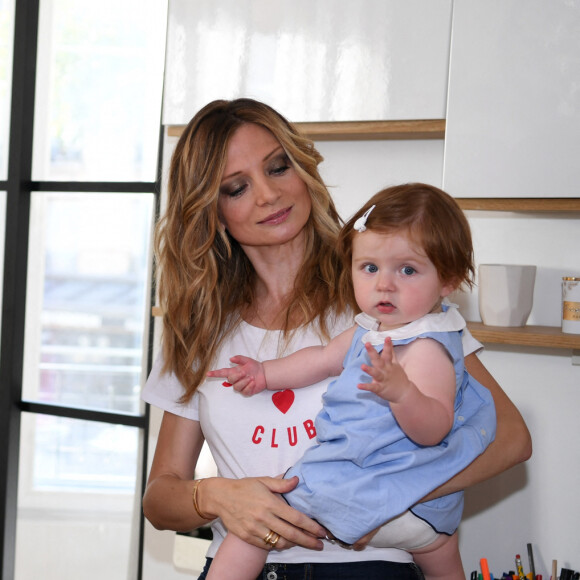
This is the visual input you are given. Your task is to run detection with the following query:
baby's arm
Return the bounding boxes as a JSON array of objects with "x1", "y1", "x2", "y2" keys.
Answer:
[
  {"x1": 207, "y1": 326, "x2": 356, "y2": 395},
  {"x1": 359, "y1": 337, "x2": 455, "y2": 446}
]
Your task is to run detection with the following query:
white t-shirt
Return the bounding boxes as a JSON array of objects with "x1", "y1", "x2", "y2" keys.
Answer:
[{"x1": 142, "y1": 311, "x2": 482, "y2": 564}]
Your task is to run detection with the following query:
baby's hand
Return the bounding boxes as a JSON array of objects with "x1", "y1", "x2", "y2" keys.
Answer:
[
  {"x1": 207, "y1": 355, "x2": 267, "y2": 396},
  {"x1": 358, "y1": 338, "x2": 411, "y2": 403}
]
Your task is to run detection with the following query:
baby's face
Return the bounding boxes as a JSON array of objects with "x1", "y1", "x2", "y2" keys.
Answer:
[{"x1": 351, "y1": 230, "x2": 455, "y2": 331}]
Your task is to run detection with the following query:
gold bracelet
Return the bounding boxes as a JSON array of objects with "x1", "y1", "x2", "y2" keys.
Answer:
[{"x1": 192, "y1": 479, "x2": 212, "y2": 520}]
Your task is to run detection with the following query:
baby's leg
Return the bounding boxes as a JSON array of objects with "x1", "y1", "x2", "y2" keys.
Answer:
[
  {"x1": 206, "y1": 532, "x2": 268, "y2": 580},
  {"x1": 411, "y1": 532, "x2": 464, "y2": 580}
]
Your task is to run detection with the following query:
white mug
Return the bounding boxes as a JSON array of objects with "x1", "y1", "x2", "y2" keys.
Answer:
[{"x1": 478, "y1": 264, "x2": 537, "y2": 327}]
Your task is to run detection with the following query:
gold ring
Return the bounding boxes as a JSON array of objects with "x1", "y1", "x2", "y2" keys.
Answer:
[
  {"x1": 263, "y1": 530, "x2": 275, "y2": 546},
  {"x1": 268, "y1": 533, "x2": 280, "y2": 548}
]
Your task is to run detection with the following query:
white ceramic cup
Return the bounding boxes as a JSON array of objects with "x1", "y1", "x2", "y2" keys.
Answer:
[{"x1": 478, "y1": 264, "x2": 537, "y2": 326}]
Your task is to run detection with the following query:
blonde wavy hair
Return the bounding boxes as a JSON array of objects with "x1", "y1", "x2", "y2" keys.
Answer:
[{"x1": 155, "y1": 98, "x2": 351, "y2": 402}]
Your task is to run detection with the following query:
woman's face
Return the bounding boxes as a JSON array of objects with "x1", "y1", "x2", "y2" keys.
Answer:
[{"x1": 217, "y1": 123, "x2": 312, "y2": 250}]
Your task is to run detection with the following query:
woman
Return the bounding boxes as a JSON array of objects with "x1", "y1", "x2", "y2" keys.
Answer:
[{"x1": 142, "y1": 98, "x2": 531, "y2": 579}]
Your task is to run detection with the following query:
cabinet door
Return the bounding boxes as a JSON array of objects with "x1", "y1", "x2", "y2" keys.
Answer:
[
  {"x1": 163, "y1": 0, "x2": 452, "y2": 124},
  {"x1": 444, "y1": 0, "x2": 580, "y2": 198}
]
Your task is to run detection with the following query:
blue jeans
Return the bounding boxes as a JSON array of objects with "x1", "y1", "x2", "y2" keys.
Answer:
[{"x1": 197, "y1": 558, "x2": 425, "y2": 579}]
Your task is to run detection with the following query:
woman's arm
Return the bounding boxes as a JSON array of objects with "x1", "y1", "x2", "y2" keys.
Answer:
[
  {"x1": 142, "y1": 410, "x2": 206, "y2": 531},
  {"x1": 142, "y1": 410, "x2": 326, "y2": 550},
  {"x1": 421, "y1": 352, "x2": 532, "y2": 500}
]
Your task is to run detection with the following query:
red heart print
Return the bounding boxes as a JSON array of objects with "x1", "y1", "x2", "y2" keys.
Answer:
[
  {"x1": 272, "y1": 390, "x2": 295, "y2": 414},
  {"x1": 222, "y1": 381, "x2": 232, "y2": 387}
]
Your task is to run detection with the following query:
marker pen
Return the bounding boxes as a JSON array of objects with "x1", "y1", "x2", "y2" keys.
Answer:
[{"x1": 481, "y1": 558, "x2": 492, "y2": 580}]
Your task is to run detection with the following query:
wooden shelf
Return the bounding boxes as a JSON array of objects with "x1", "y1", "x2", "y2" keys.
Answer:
[
  {"x1": 457, "y1": 198, "x2": 580, "y2": 212},
  {"x1": 167, "y1": 119, "x2": 446, "y2": 141},
  {"x1": 466, "y1": 321, "x2": 580, "y2": 349},
  {"x1": 460, "y1": 199, "x2": 580, "y2": 350},
  {"x1": 294, "y1": 119, "x2": 445, "y2": 141}
]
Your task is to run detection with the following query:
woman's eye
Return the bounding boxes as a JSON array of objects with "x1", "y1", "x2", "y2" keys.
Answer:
[
  {"x1": 271, "y1": 164, "x2": 289, "y2": 175},
  {"x1": 401, "y1": 266, "x2": 416, "y2": 276},
  {"x1": 269, "y1": 155, "x2": 291, "y2": 176},
  {"x1": 364, "y1": 264, "x2": 379, "y2": 274},
  {"x1": 221, "y1": 183, "x2": 247, "y2": 198}
]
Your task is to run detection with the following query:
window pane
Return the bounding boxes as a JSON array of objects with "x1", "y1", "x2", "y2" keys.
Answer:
[
  {"x1": 0, "y1": 0, "x2": 15, "y2": 179},
  {"x1": 23, "y1": 193, "x2": 154, "y2": 414},
  {"x1": 32, "y1": 0, "x2": 167, "y2": 181},
  {"x1": 16, "y1": 413, "x2": 141, "y2": 580}
]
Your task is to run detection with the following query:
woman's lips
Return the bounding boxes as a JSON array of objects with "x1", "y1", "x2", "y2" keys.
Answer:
[{"x1": 259, "y1": 207, "x2": 292, "y2": 225}]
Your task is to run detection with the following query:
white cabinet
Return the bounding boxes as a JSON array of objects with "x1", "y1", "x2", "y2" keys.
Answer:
[
  {"x1": 443, "y1": 0, "x2": 580, "y2": 198},
  {"x1": 163, "y1": 0, "x2": 452, "y2": 124}
]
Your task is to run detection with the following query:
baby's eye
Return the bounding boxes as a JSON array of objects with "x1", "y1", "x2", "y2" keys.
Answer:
[
  {"x1": 400, "y1": 266, "x2": 416, "y2": 276},
  {"x1": 364, "y1": 263, "x2": 379, "y2": 274}
]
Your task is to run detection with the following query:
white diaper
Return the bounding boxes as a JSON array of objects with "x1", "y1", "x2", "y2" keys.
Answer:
[{"x1": 368, "y1": 510, "x2": 440, "y2": 550}]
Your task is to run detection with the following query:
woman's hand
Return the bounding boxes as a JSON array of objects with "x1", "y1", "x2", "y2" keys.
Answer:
[
  {"x1": 202, "y1": 476, "x2": 326, "y2": 551},
  {"x1": 351, "y1": 526, "x2": 382, "y2": 551},
  {"x1": 143, "y1": 413, "x2": 325, "y2": 550}
]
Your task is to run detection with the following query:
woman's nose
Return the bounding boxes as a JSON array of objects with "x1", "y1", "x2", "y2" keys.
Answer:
[{"x1": 254, "y1": 179, "x2": 280, "y2": 205}]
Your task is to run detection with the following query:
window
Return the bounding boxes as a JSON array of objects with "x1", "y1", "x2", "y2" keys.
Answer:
[
  {"x1": 32, "y1": 0, "x2": 166, "y2": 182},
  {"x1": 0, "y1": 1, "x2": 167, "y2": 578}
]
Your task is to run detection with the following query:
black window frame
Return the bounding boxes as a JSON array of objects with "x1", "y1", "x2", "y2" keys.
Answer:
[{"x1": 0, "y1": 0, "x2": 162, "y2": 578}]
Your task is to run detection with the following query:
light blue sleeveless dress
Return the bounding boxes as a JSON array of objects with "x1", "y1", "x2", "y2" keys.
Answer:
[{"x1": 283, "y1": 304, "x2": 496, "y2": 544}]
